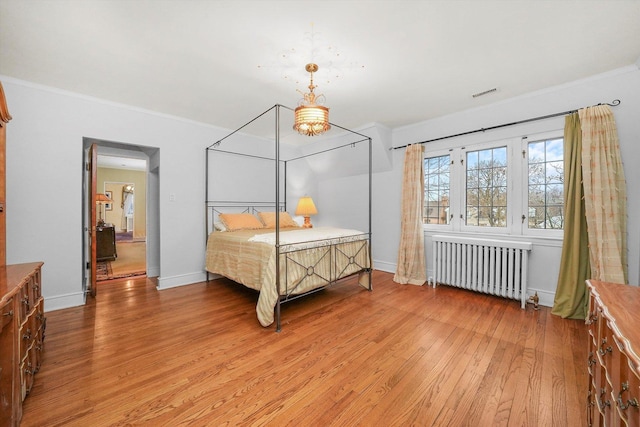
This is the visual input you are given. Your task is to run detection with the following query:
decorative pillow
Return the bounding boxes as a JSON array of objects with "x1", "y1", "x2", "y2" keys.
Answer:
[
  {"x1": 258, "y1": 211, "x2": 300, "y2": 229},
  {"x1": 218, "y1": 213, "x2": 264, "y2": 231},
  {"x1": 213, "y1": 221, "x2": 227, "y2": 232}
]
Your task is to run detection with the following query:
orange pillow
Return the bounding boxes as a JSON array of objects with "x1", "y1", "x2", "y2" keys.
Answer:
[
  {"x1": 258, "y1": 212, "x2": 299, "y2": 229},
  {"x1": 218, "y1": 213, "x2": 264, "y2": 231}
]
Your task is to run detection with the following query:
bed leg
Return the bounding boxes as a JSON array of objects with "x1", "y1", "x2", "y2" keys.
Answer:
[{"x1": 275, "y1": 299, "x2": 282, "y2": 333}]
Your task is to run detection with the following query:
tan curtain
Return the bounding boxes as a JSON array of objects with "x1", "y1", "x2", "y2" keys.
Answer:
[
  {"x1": 579, "y1": 105, "x2": 628, "y2": 283},
  {"x1": 552, "y1": 113, "x2": 590, "y2": 319},
  {"x1": 394, "y1": 144, "x2": 426, "y2": 285}
]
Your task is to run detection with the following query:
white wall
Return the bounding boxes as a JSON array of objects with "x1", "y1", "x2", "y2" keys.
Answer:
[
  {"x1": 4, "y1": 64, "x2": 639, "y2": 312},
  {"x1": 3, "y1": 77, "x2": 231, "y2": 310},
  {"x1": 322, "y1": 65, "x2": 640, "y2": 306}
]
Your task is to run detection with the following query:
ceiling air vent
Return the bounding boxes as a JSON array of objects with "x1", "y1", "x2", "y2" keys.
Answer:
[{"x1": 472, "y1": 87, "x2": 498, "y2": 98}]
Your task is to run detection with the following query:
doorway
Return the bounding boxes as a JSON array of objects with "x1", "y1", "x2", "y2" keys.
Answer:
[
  {"x1": 82, "y1": 138, "x2": 160, "y2": 295},
  {"x1": 100, "y1": 180, "x2": 145, "y2": 280}
]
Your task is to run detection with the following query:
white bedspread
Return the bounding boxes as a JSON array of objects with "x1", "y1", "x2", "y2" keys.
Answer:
[
  {"x1": 206, "y1": 226, "x2": 371, "y2": 327},
  {"x1": 248, "y1": 226, "x2": 367, "y2": 248}
]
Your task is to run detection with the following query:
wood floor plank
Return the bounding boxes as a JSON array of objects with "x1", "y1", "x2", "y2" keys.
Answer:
[{"x1": 20, "y1": 270, "x2": 588, "y2": 426}]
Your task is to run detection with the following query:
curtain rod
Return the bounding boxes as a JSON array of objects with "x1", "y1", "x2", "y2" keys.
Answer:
[{"x1": 392, "y1": 99, "x2": 621, "y2": 150}]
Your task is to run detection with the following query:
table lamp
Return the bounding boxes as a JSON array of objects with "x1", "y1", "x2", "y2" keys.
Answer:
[
  {"x1": 295, "y1": 196, "x2": 318, "y2": 228},
  {"x1": 96, "y1": 193, "x2": 111, "y2": 226}
]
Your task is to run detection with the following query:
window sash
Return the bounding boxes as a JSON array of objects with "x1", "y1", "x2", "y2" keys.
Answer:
[{"x1": 422, "y1": 130, "x2": 564, "y2": 238}]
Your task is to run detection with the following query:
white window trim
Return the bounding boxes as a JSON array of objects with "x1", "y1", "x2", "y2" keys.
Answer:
[
  {"x1": 521, "y1": 130, "x2": 565, "y2": 238},
  {"x1": 459, "y1": 138, "x2": 517, "y2": 235},
  {"x1": 422, "y1": 148, "x2": 455, "y2": 232},
  {"x1": 422, "y1": 129, "x2": 564, "y2": 240}
]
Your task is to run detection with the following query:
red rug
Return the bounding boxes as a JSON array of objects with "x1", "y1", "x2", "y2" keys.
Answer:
[{"x1": 96, "y1": 261, "x2": 145, "y2": 281}]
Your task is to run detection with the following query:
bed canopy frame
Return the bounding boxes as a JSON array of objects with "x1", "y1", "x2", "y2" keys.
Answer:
[{"x1": 205, "y1": 104, "x2": 373, "y2": 331}]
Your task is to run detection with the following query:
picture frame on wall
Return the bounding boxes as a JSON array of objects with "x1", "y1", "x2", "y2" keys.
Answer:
[{"x1": 105, "y1": 191, "x2": 113, "y2": 211}]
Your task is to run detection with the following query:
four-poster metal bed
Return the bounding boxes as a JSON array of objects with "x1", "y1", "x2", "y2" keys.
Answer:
[{"x1": 205, "y1": 104, "x2": 373, "y2": 331}]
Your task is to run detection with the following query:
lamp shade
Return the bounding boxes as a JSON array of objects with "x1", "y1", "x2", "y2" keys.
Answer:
[
  {"x1": 96, "y1": 193, "x2": 111, "y2": 203},
  {"x1": 295, "y1": 196, "x2": 318, "y2": 216},
  {"x1": 293, "y1": 105, "x2": 330, "y2": 136}
]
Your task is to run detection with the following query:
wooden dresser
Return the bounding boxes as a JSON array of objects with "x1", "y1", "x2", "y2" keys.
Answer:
[
  {"x1": 0, "y1": 262, "x2": 45, "y2": 426},
  {"x1": 96, "y1": 224, "x2": 117, "y2": 261},
  {"x1": 586, "y1": 280, "x2": 640, "y2": 426}
]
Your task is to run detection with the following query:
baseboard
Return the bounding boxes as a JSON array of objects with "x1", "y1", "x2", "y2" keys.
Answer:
[
  {"x1": 43, "y1": 291, "x2": 86, "y2": 312},
  {"x1": 156, "y1": 271, "x2": 207, "y2": 290},
  {"x1": 147, "y1": 265, "x2": 160, "y2": 278},
  {"x1": 373, "y1": 260, "x2": 395, "y2": 274}
]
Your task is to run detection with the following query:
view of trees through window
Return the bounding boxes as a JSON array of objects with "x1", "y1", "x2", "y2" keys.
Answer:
[
  {"x1": 422, "y1": 133, "x2": 564, "y2": 234},
  {"x1": 423, "y1": 154, "x2": 450, "y2": 224},
  {"x1": 528, "y1": 137, "x2": 564, "y2": 229},
  {"x1": 465, "y1": 146, "x2": 507, "y2": 227}
]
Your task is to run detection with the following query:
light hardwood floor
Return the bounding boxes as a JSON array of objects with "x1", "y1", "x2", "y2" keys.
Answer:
[{"x1": 22, "y1": 270, "x2": 588, "y2": 426}]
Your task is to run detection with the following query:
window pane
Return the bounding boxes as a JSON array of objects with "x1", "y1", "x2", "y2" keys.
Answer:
[
  {"x1": 545, "y1": 206, "x2": 564, "y2": 229},
  {"x1": 528, "y1": 184, "x2": 545, "y2": 205},
  {"x1": 546, "y1": 184, "x2": 563, "y2": 204},
  {"x1": 478, "y1": 206, "x2": 491, "y2": 226},
  {"x1": 465, "y1": 146, "x2": 508, "y2": 228},
  {"x1": 492, "y1": 207, "x2": 507, "y2": 227},
  {"x1": 467, "y1": 207, "x2": 479, "y2": 226},
  {"x1": 478, "y1": 170, "x2": 491, "y2": 188},
  {"x1": 528, "y1": 206, "x2": 545, "y2": 228},
  {"x1": 424, "y1": 158, "x2": 438, "y2": 172},
  {"x1": 493, "y1": 167, "x2": 507, "y2": 187},
  {"x1": 423, "y1": 154, "x2": 450, "y2": 225},
  {"x1": 546, "y1": 161, "x2": 563, "y2": 184},
  {"x1": 467, "y1": 151, "x2": 478, "y2": 169},
  {"x1": 493, "y1": 147, "x2": 507, "y2": 167},
  {"x1": 546, "y1": 138, "x2": 563, "y2": 161},
  {"x1": 528, "y1": 141, "x2": 545, "y2": 164},
  {"x1": 479, "y1": 149, "x2": 492, "y2": 164},
  {"x1": 493, "y1": 186, "x2": 507, "y2": 206},
  {"x1": 466, "y1": 188, "x2": 479, "y2": 206},
  {"x1": 529, "y1": 163, "x2": 545, "y2": 184},
  {"x1": 466, "y1": 169, "x2": 478, "y2": 188},
  {"x1": 528, "y1": 138, "x2": 564, "y2": 230}
]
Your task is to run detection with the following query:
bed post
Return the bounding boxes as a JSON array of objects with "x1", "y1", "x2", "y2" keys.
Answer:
[
  {"x1": 205, "y1": 147, "x2": 210, "y2": 282},
  {"x1": 368, "y1": 136, "x2": 373, "y2": 290},
  {"x1": 275, "y1": 104, "x2": 282, "y2": 332}
]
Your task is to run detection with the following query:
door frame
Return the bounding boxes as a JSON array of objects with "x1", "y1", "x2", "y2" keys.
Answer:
[{"x1": 82, "y1": 138, "x2": 160, "y2": 298}]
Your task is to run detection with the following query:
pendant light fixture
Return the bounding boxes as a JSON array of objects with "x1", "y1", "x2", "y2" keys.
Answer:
[{"x1": 293, "y1": 63, "x2": 330, "y2": 136}]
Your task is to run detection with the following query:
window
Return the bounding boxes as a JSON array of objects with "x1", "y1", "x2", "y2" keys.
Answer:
[
  {"x1": 422, "y1": 131, "x2": 563, "y2": 236},
  {"x1": 527, "y1": 137, "x2": 564, "y2": 229},
  {"x1": 465, "y1": 146, "x2": 507, "y2": 227},
  {"x1": 423, "y1": 154, "x2": 450, "y2": 225}
]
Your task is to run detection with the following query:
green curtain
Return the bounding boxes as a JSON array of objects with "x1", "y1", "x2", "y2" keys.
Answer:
[{"x1": 551, "y1": 113, "x2": 590, "y2": 319}]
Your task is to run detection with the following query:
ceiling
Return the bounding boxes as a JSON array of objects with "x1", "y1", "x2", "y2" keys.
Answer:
[
  {"x1": 97, "y1": 155, "x2": 147, "y2": 171},
  {"x1": 1, "y1": 0, "x2": 639, "y2": 141}
]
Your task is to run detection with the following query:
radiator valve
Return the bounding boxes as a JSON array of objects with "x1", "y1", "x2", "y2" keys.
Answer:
[{"x1": 527, "y1": 292, "x2": 539, "y2": 310}]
